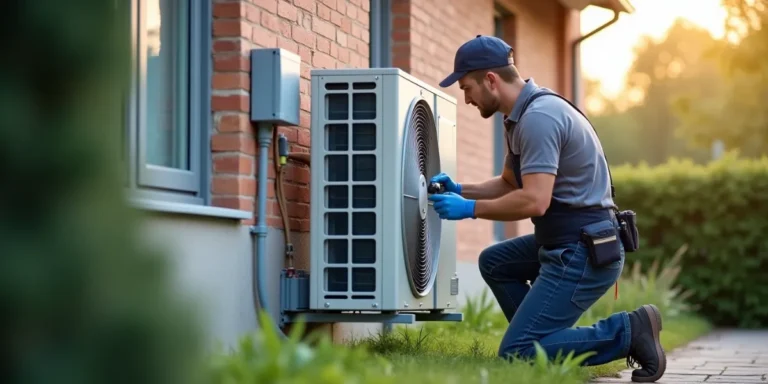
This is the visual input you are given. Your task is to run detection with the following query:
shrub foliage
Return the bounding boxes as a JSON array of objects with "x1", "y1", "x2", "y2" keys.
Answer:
[
  {"x1": 612, "y1": 154, "x2": 768, "y2": 327},
  {"x1": 1, "y1": 1, "x2": 205, "y2": 383}
]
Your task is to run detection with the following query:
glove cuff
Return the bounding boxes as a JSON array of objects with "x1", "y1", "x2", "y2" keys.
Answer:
[{"x1": 465, "y1": 199, "x2": 476, "y2": 219}]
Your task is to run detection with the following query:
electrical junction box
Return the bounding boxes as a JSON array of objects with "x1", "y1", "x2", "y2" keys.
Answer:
[{"x1": 250, "y1": 48, "x2": 301, "y2": 126}]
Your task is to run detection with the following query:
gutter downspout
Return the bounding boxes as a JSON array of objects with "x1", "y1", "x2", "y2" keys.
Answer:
[{"x1": 571, "y1": 10, "x2": 620, "y2": 108}]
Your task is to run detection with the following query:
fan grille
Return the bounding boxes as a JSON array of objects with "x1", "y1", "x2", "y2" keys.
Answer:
[{"x1": 401, "y1": 97, "x2": 441, "y2": 297}]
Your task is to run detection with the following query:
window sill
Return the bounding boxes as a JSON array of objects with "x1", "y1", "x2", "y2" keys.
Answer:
[{"x1": 130, "y1": 198, "x2": 252, "y2": 221}]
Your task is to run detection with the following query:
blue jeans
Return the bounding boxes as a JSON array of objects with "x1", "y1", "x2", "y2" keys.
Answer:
[{"x1": 478, "y1": 233, "x2": 631, "y2": 366}]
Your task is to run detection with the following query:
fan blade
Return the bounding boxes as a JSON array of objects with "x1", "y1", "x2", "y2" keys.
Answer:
[
  {"x1": 402, "y1": 196, "x2": 422, "y2": 273},
  {"x1": 402, "y1": 141, "x2": 420, "y2": 198}
]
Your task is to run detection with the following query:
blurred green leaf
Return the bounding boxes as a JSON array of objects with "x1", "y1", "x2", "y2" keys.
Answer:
[{"x1": 1, "y1": 1, "x2": 206, "y2": 384}]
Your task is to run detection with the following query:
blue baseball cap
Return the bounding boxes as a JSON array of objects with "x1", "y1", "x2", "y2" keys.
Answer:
[{"x1": 439, "y1": 35, "x2": 513, "y2": 88}]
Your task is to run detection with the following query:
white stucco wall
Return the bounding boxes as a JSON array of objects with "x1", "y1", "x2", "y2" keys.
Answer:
[
  {"x1": 136, "y1": 210, "x2": 387, "y2": 349},
  {"x1": 138, "y1": 212, "x2": 258, "y2": 349},
  {"x1": 133, "y1": 208, "x2": 497, "y2": 350}
]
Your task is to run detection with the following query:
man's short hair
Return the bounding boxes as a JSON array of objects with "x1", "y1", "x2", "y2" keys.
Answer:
[{"x1": 468, "y1": 49, "x2": 519, "y2": 83}]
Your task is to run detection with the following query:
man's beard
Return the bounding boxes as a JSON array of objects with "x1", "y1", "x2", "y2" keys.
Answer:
[{"x1": 477, "y1": 90, "x2": 499, "y2": 119}]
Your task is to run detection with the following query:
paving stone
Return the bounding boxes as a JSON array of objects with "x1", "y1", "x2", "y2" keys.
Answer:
[
  {"x1": 704, "y1": 358, "x2": 757, "y2": 363},
  {"x1": 704, "y1": 375, "x2": 767, "y2": 382},
  {"x1": 699, "y1": 363, "x2": 759, "y2": 370},
  {"x1": 691, "y1": 367, "x2": 723, "y2": 373},
  {"x1": 643, "y1": 381, "x2": 704, "y2": 384},
  {"x1": 594, "y1": 373, "x2": 711, "y2": 382},
  {"x1": 721, "y1": 367, "x2": 768, "y2": 375},
  {"x1": 700, "y1": 382, "x2": 760, "y2": 384},
  {"x1": 592, "y1": 373, "x2": 710, "y2": 383},
  {"x1": 591, "y1": 377, "x2": 629, "y2": 383},
  {"x1": 666, "y1": 358, "x2": 710, "y2": 366},
  {"x1": 666, "y1": 369, "x2": 723, "y2": 375},
  {"x1": 677, "y1": 364, "x2": 704, "y2": 368},
  {"x1": 591, "y1": 372, "x2": 631, "y2": 382},
  {"x1": 676, "y1": 351, "x2": 745, "y2": 357},
  {"x1": 590, "y1": 330, "x2": 768, "y2": 383},
  {"x1": 653, "y1": 374, "x2": 710, "y2": 381}
]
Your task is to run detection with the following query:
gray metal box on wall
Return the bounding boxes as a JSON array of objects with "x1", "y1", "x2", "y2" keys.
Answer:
[{"x1": 250, "y1": 48, "x2": 301, "y2": 126}]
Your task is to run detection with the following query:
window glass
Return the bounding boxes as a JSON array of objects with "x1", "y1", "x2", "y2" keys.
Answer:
[{"x1": 146, "y1": 0, "x2": 190, "y2": 170}]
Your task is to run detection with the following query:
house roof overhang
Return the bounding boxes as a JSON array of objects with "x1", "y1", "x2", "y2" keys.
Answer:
[{"x1": 558, "y1": 0, "x2": 635, "y2": 14}]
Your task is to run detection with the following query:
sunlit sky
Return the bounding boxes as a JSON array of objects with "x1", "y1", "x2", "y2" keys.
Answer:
[{"x1": 579, "y1": 0, "x2": 729, "y2": 99}]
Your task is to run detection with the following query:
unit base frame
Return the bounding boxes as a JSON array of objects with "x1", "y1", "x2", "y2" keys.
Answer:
[{"x1": 279, "y1": 268, "x2": 463, "y2": 328}]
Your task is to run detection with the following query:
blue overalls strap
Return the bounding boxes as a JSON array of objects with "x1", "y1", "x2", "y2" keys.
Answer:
[
  {"x1": 508, "y1": 90, "x2": 616, "y2": 199},
  {"x1": 505, "y1": 90, "x2": 617, "y2": 246}
]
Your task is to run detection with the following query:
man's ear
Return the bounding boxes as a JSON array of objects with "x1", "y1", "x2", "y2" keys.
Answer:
[{"x1": 486, "y1": 71, "x2": 502, "y2": 90}]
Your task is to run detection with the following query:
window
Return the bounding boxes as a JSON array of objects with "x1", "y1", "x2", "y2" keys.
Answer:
[{"x1": 126, "y1": 0, "x2": 210, "y2": 205}]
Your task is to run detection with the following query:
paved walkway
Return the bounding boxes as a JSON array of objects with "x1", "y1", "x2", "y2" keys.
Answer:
[{"x1": 593, "y1": 329, "x2": 768, "y2": 383}]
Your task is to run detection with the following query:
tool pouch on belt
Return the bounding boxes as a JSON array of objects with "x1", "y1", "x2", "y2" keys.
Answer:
[
  {"x1": 581, "y1": 219, "x2": 622, "y2": 267},
  {"x1": 616, "y1": 210, "x2": 639, "y2": 252}
]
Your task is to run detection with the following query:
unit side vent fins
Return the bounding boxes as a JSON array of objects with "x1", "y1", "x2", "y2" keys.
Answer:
[
  {"x1": 401, "y1": 97, "x2": 441, "y2": 297},
  {"x1": 323, "y1": 80, "x2": 379, "y2": 301}
]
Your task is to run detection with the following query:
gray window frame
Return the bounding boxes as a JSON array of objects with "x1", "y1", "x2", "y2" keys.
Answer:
[
  {"x1": 126, "y1": 0, "x2": 211, "y2": 206},
  {"x1": 369, "y1": 0, "x2": 391, "y2": 68}
]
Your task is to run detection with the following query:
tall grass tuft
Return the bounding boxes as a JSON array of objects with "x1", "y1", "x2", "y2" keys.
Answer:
[
  {"x1": 208, "y1": 243, "x2": 709, "y2": 384},
  {"x1": 577, "y1": 244, "x2": 697, "y2": 326}
]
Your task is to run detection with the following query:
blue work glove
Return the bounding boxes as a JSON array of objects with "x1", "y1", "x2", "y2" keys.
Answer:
[
  {"x1": 430, "y1": 172, "x2": 461, "y2": 194},
  {"x1": 429, "y1": 192, "x2": 476, "y2": 220}
]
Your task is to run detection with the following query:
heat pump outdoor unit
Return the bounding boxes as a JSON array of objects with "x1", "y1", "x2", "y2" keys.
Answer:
[{"x1": 307, "y1": 68, "x2": 459, "y2": 318}]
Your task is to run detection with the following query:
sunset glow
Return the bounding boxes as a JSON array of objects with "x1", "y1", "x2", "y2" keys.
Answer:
[{"x1": 579, "y1": 0, "x2": 730, "y2": 99}]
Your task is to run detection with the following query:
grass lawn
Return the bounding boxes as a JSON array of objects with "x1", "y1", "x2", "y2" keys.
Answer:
[
  {"x1": 345, "y1": 286, "x2": 711, "y2": 384},
  {"x1": 343, "y1": 313, "x2": 710, "y2": 384},
  {"x1": 209, "y1": 246, "x2": 712, "y2": 384}
]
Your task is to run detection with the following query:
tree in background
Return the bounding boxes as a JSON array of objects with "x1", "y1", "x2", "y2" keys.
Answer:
[
  {"x1": 673, "y1": 0, "x2": 768, "y2": 156},
  {"x1": 584, "y1": 78, "x2": 645, "y2": 166},
  {"x1": 587, "y1": 19, "x2": 718, "y2": 166},
  {"x1": 1, "y1": 1, "x2": 205, "y2": 383}
]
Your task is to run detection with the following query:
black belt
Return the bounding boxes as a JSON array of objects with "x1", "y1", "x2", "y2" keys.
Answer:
[{"x1": 532, "y1": 202, "x2": 617, "y2": 247}]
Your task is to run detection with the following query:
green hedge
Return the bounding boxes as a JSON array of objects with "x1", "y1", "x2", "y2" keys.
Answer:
[
  {"x1": 612, "y1": 154, "x2": 768, "y2": 328},
  {"x1": 2, "y1": 2, "x2": 205, "y2": 383}
]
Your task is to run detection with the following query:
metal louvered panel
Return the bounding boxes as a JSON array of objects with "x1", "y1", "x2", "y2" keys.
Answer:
[{"x1": 317, "y1": 76, "x2": 381, "y2": 305}]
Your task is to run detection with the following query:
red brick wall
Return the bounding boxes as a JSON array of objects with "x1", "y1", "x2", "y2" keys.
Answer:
[
  {"x1": 209, "y1": 0, "x2": 370, "y2": 232},
  {"x1": 208, "y1": 0, "x2": 579, "y2": 266},
  {"x1": 391, "y1": 0, "x2": 495, "y2": 263},
  {"x1": 391, "y1": 0, "x2": 576, "y2": 263}
]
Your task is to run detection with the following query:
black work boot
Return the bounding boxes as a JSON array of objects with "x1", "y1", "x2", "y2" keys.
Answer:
[{"x1": 626, "y1": 304, "x2": 666, "y2": 382}]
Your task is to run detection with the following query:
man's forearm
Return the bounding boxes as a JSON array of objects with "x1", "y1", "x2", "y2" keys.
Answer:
[
  {"x1": 460, "y1": 176, "x2": 515, "y2": 200},
  {"x1": 472, "y1": 188, "x2": 543, "y2": 221}
]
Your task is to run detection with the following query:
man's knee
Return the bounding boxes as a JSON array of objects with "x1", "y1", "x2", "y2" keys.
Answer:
[
  {"x1": 478, "y1": 245, "x2": 497, "y2": 278},
  {"x1": 478, "y1": 235, "x2": 537, "y2": 279},
  {"x1": 498, "y1": 341, "x2": 536, "y2": 361},
  {"x1": 497, "y1": 324, "x2": 539, "y2": 361}
]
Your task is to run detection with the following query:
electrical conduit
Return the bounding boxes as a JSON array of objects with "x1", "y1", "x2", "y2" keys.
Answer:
[
  {"x1": 252, "y1": 120, "x2": 308, "y2": 338},
  {"x1": 251, "y1": 122, "x2": 288, "y2": 338}
]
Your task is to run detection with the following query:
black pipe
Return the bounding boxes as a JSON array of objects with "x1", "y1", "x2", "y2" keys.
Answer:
[{"x1": 571, "y1": 10, "x2": 620, "y2": 108}]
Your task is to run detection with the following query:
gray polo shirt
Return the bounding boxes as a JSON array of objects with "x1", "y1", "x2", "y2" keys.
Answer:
[{"x1": 504, "y1": 78, "x2": 615, "y2": 210}]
